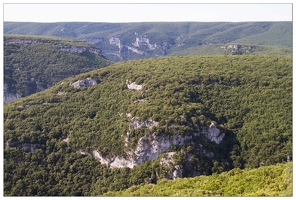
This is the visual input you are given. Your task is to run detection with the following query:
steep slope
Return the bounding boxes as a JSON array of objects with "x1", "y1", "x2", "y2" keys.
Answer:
[
  {"x1": 105, "y1": 162, "x2": 292, "y2": 196},
  {"x1": 4, "y1": 22, "x2": 292, "y2": 62},
  {"x1": 4, "y1": 55, "x2": 292, "y2": 196},
  {"x1": 4, "y1": 34, "x2": 112, "y2": 103}
]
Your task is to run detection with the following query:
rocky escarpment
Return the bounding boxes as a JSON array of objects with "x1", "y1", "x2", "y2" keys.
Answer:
[
  {"x1": 72, "y1": 117, "x2": 224, "y2": 169},
  {"x1": 90, "y1": 133, "x2": 191, "y2": 169},
  {"x1": 94, "y1": 34, "x2": 169, "y2": 61}
]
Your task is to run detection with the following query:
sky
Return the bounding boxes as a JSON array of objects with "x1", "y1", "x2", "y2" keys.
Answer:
[{"x1": 3, "y1": 2, "x2": 293, "y2": 23}]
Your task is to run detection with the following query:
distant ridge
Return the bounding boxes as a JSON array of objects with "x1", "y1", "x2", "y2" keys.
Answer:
[{"x1": 4, "y1": 21, "x2": 292, "y2": 62}]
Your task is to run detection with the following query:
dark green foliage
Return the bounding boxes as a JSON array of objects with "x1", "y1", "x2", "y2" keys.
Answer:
[
  {"x1": 4, "y1": 34, "x2": 112, "y2": 99},
  {"x1": 4, "y1": 55, "x2": 292, "y2": 196},
  {"x1": 4, "y1": 143, "x2": 109, "y2": 196}
]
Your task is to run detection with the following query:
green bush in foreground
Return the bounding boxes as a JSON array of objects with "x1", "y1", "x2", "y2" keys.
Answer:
[{"x1": 105, "y1": 162, "x2": 292, "y2": 196}]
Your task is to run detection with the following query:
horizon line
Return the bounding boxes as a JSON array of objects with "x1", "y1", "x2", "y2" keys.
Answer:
[{"x1": 4, "y1": 20, "x2": 293, "y2": 23}]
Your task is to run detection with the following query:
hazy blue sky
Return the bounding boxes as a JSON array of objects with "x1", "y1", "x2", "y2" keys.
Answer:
[{"x1": 3, "y1": 3, "x2": 292, "y2": 22}]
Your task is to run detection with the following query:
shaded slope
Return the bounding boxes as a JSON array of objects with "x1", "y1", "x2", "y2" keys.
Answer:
[{"x1": 4, "y1": 34, "x2": 112, "y2": 102}]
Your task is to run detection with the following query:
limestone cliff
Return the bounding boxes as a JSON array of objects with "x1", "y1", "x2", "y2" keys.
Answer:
[{"x1": 86, "y1": 117, "x2": 224, "y2": 169}]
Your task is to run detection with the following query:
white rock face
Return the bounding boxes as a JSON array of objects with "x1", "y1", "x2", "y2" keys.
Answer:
[
  {"x1": 202, "y1": 122, "x2": 224, "y2": 144},
  {"x1": 63, "y1": 137, "x2": 69, "y2": 144},
  {"x1": 132, "y1": 37, "x2": 157, "y2": 50},
  {"x1": 126, "y1": 46, "x2": 144, "y2": 55},
  {"x1": 172, "y1": 165, "x2": 183, "y2": 180},
  {"x1": 92, "y1": 150, "x2": 134, "y2": 168},
  {"x1": 126, "y1": 80, "x2": 144, "y2": 91},
  {"x1": 83, "y1": 115, "x2": 223, "y2": 169},
  {"x1": 70, "y1": 78, "x2": 98, "y2": 89},
  {"x1": 133, "y1": 133, "x2": 191, "y2": 164},
  {"x1": 92, "y1": 133, "x2": 191, "y2": 169},
  {"x1": 109, "y1": 37, "x2": 121, "y2": 49}
]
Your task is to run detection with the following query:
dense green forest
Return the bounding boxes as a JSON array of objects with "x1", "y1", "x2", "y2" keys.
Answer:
[
  {"x1": 4, "y1": 55, "x2": 292, "y2": 196},
  {"x1": 4, "y1": 22, "x2": 292, "y2": 61},
  {"x1": 4, "y1": 34, "x2": 111, "y2": 101},
  {"x1": 105, "y1": 162, "x2": 292, "y2": 196}
]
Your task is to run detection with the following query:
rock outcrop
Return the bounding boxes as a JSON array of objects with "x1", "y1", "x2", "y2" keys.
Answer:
[
  {"x1": 85, "y1": 116, "x2": 224, "y2": 169},
  {"x1": 160, "y1": 152, "x2": 183, "y2": 180},
  {"x1": 5, "y1": 142, "x2": 40, "y2": 152},
  {"x1": 92, "y1": 150, "x2": 134, "y2": 168},
  {"x1": 132, "y1": 36, "x2": 157, "y2": 50},
  {"x1": 202, "y1": 122, "x2": 224, "y2": 144},
  {"x1": 126, "y1": 80, "x2": 144, "y2": 91},
  {"x1": 132, "y1": 133, "x2": 191, "y2": 165},
  {"x1": 70, "y1": 78, "x2": 99, "y2": 89},
  {"x1": 91, "y1": 132, "x2": 191, "y2": 169}
]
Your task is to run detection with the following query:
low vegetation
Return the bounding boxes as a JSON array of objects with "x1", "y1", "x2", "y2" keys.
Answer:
[{"x1": 105, "y1": 162, "x2": 292, "y2": 196}]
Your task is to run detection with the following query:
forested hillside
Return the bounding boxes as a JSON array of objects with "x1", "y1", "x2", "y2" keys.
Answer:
[
  {"x1": 4, "y1": 22, "x2": 292, "y2": 61},
  {"x1": 4, "y1": 34, "x2": 112, "y2": 102},
  {"x1": 105, "y1": 162, "x2": 292, "y2": 196},
  {"x1": 4, "y1": 55, "x2": 292, "y2": 196}
]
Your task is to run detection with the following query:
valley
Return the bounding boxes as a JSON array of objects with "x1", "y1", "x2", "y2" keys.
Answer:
[
  {"x1": 3, "y1": 21, "x2": 292, "y2": 197},
  {"x1": 4, "y1": 21, "x2": 292, "y2": 62}
]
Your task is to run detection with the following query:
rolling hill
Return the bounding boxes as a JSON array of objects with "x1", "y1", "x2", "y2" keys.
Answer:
[
  {"x1": 4, "y1": 21, "x2": 292, "y2": 62},
  {"x1": 4, "y1": 34, "x2": 112, "y2": 103},
  {"x1": 4, "y1": 55, "x2": 292, "y2": 196}
]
